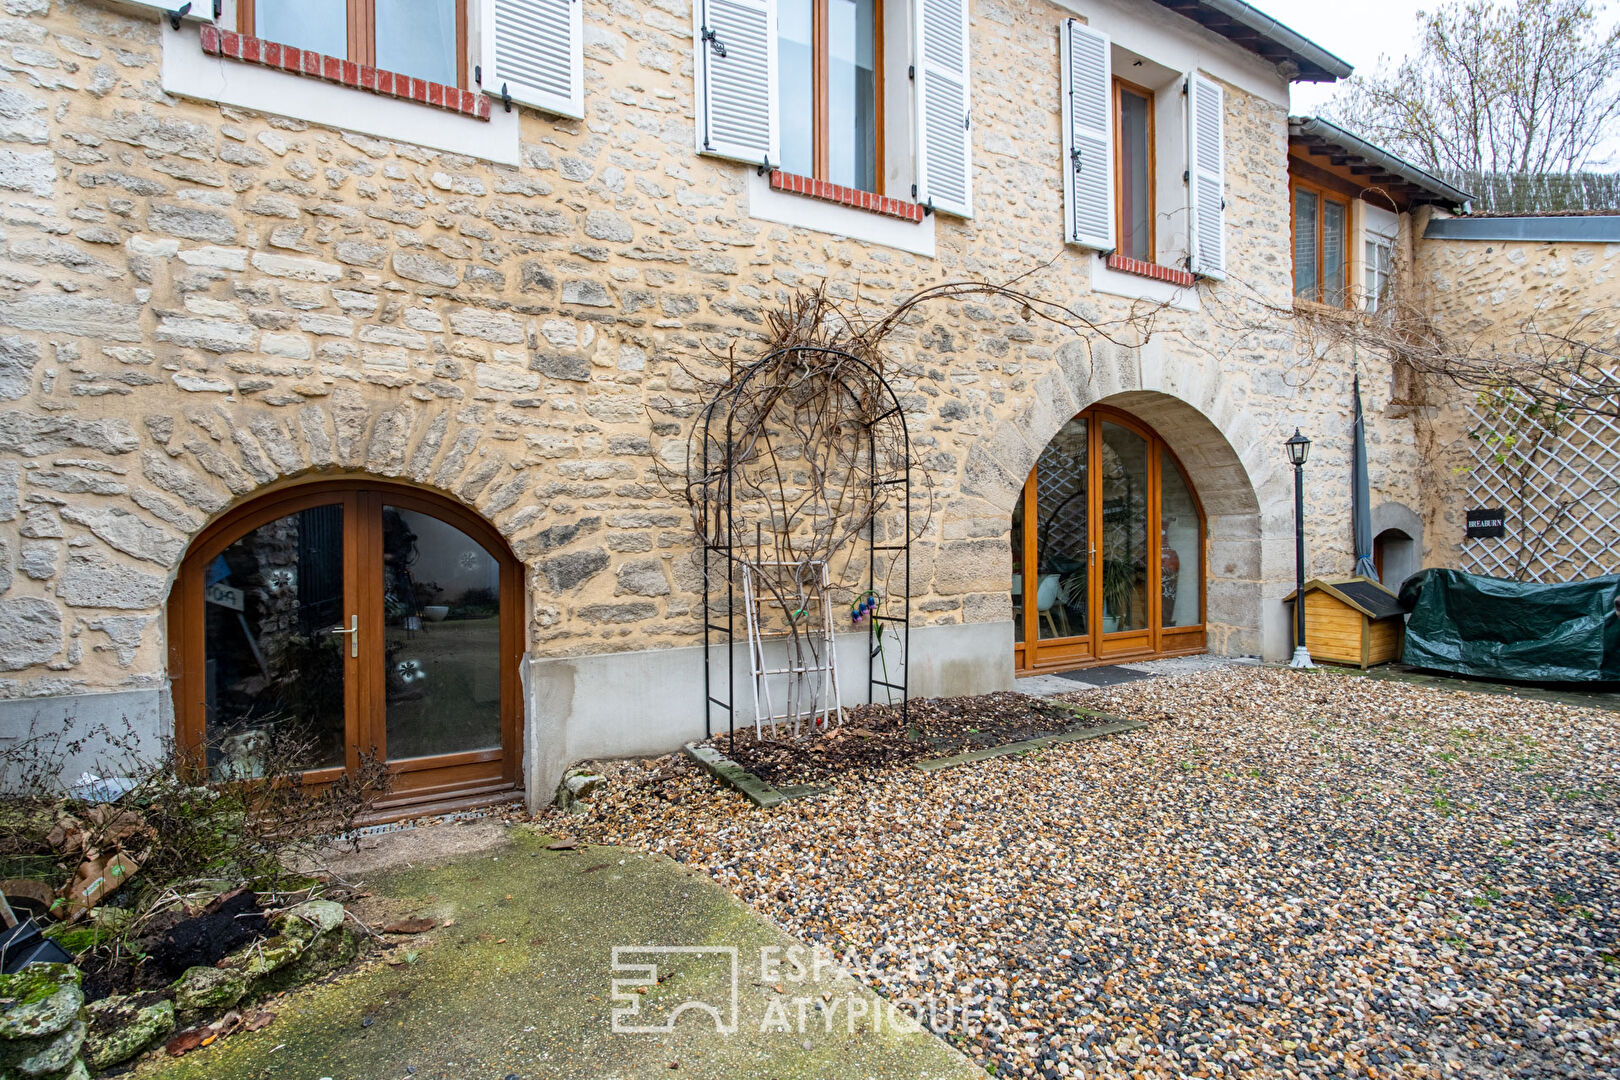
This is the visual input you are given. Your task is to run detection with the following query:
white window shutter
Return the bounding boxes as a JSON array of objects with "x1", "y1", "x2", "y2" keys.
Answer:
[
  {"x1": 480, "y1": 0, "x2": 585, "y2": 119},
  {"x1": 694, "y1": 0, "x2": 778, "y2": 166},
  {"x1": 1060, "y1": 19, "x2": 1113, "y2": 251},
  {"x1": 1187, "y1": 72, "x2": 1226, "y2": 278},
  {"x1": 915, "y1": 0, "x2": 972, "y2": 218}
]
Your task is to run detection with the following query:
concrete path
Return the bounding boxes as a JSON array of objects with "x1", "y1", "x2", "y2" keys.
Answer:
[
  {"x1": 1014, "y1": 654, "x2": 1257, "y2": 697},
  {"x1": 134, "y1": 825, "x2": 983, "y2": 1080}
]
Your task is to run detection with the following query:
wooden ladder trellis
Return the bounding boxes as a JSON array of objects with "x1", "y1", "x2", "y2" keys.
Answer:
[
  {"x1": 1459, "y1": 396, "x2": 1620, "y2": 581},
  {"x1": 739, "y1": 559, "x2": 844, "y2": 740}
]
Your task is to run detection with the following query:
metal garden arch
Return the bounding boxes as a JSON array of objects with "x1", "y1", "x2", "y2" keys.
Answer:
[{"x1": 694, "y1": 346, "x2": 913, "y2": 753}]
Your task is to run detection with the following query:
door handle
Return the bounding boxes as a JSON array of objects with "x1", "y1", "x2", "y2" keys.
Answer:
[{"x1": 331, "y1": 614, "x2": 358, "y2": 658}]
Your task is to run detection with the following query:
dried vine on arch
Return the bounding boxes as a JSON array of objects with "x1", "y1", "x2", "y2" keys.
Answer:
[{"x1": 657, "y1": 270, "x2": 1176, "y2": 734}]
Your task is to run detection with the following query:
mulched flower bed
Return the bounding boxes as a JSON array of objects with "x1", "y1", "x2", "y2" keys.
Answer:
[{"x1": 702, "y1": 691, "x2": 1114, "y2": 785}]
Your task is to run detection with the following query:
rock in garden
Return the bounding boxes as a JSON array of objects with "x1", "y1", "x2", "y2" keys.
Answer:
[
  {"x1": 0, "y1": 1018, "x2": 86, "y2": 1078},
  {"x1": 0, "y1": 964, "x2": 82, "y2": 1040},
  {"x1": 282, "y1": 899, "x2": 346, "y2": 936},
  {"x1": 82, "y1": 993, "x2": 175, "y2": 1071},
  {"x1": 171, "y1": 966, "x2": 250, "y2": 1013},
  {"x1": 557, "y1": 768, "x2": 607, "y2": 813}
]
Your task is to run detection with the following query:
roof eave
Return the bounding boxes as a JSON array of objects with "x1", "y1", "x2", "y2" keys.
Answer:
[
  {"x1": 1288, "y1": 116, "x2": 1475, "y2": 210},
  {"x1": 1151, "y1": 0, "x2": 1354, "y2": 83}
]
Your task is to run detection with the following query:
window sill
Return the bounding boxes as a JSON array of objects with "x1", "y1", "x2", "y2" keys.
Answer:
[
  {"x1": 1104, "y1": 254, "x2": 1196, "y2": 288},
  {"x1": 199, "y1": 25, "x2": 490, "y2": 121},
  {"x1": 1291, "y1": 298, "x2": 1357, "y2": 319},
  {"x1": 768, "y1": 171, "x2": 925, "y2": 223}
]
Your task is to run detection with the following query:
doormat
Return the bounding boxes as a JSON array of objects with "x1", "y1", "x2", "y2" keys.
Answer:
[{"x1": 1055, "y1": 664, "x2": 1155, "y2": 687}]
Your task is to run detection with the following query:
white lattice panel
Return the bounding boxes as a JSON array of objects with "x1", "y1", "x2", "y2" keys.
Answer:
[{"x1": 1458, "y1": 400, "x2": 1620, "y2": 582}]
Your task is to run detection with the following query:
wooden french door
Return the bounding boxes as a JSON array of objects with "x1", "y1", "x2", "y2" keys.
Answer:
[
  {"x1": 170, "y1": 479, "x2": 523, "y2": 806},
  {"x1": 1013, "y1": 405, "x2": 1207, "y2": 673}
]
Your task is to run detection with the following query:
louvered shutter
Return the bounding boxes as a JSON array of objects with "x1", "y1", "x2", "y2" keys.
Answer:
[
  {"x1": 694, "y1": 0, "x2": 778, "y2": 165},
  {"x1": 1187, "y1": 72, "x2": 1226, "y2": 278},
  {"x1": 1060, "y1": 19, "x2": 1112, "y2": 251},
  {"x1": 480, "y1": 0, "x2": 584, "y2": 119},
  {"x1": 915, "y1": 0, "x2": 972, "y2": 218}
]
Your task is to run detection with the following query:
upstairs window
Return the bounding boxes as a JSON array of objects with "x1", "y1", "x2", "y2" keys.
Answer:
[
  {"x1": 1061, "y1": 22, "x2": 1225, "y2": 280},
  {"x1": 1292, "y1": 181, "x2": 1348, "y2": 306},
  {"x1": 1113, "y1": 78, "x2": 1153, "y2": 262},
  {"x1": 241, "y1": 0, "x2": 468, "y2": 87},
  {"x1": 1365, "y1": 235, "x2": 1394, "y2": 312},
  {"x1": 777, "y1": 0, "x2": 882, "y2": 192}
]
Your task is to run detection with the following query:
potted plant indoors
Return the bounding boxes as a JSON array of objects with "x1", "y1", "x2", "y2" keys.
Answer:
[{"x1": 1101, "y1": 558, "x2": 1135, "y2": 633}]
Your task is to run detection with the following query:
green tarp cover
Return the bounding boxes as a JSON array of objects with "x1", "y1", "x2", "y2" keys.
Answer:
[{"x1": 1397, "y1": 568, "x2": 1620, "y2": 682}]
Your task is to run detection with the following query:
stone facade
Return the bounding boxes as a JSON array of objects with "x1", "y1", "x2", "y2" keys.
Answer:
[
  {"x1": 0, "y1": 0, "x2": 1431, "y2": 799},
  {"x1": 1410, "y1": 212, "x2": 1620, "y2": 575}
]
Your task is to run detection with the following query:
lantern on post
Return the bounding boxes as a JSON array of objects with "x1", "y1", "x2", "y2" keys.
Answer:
[{"x1": 1285, "y1": 428, "x2": 1314, "y2": 670}]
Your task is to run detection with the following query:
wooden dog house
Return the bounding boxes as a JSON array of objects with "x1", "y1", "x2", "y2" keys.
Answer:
[{"x1": 1284, "y1": 576, "x2": 1406, "y2": 669}]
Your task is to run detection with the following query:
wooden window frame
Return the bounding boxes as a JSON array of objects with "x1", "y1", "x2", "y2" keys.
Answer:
[
  {"x1": 240, "y1": 0, "x2": 470, "y2": 89},
  {"x1": 792, "y1": 0, "x2": 885, "y2": 194},
  {"x1": 1112, "y1": 77, "x2": 1155, "y2": 263},
  {"x1": 168, "y1": 477, "x2": 525, "y2": 804},
  {"x1": 1011, "y1": 403, "x2": 1208, "y2": 675},
  {"x1": 1289, "y1": 176, "x2": 1352, "y2": 308},
  {"x1": 1364, "y1": 234, "x2": 1394, "y2": 313}
]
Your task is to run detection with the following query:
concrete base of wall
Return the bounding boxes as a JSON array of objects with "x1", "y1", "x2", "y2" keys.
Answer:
[
  {"x1": 523, "y1": 620, "x2": 1016, "y2": 810},
  {"x1": 2, "y1": 610, "x2": 1275, "y2": 810},
  {"x1": 0, "y1": 688, "x2": 168, "y2": 793}
]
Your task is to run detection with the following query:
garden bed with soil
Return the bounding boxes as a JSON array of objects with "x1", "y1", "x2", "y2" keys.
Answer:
[{"x1": 699, "y1": 691, "x2": 1116, "y2": 786}]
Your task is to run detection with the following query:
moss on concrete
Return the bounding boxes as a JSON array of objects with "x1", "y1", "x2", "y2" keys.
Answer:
[{"x1": 134, "y1": 830, "x2": 982, "y2": 1080}]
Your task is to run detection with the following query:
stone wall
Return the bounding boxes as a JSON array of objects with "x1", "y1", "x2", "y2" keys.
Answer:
[
  {"x1": 0, "y1": 0, "x2": 1425, "y2": 728},
  {"x1": 1410, "y1": 215, "x2": 1620, "y2": 573}
]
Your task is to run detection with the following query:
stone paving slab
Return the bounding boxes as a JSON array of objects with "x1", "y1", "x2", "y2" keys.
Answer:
[
  {"x1": 134, "y1": 829, "x2": 985, "y2": 1080},
  {"x1": 1015, "y1": 655, "x2": 1258, "y2": 698}
]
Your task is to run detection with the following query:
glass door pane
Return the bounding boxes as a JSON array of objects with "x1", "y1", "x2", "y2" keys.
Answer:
[
  {"x1": 381, "y1": 507, "x2": 502, "y2": 761},
  {"x1": 1098, "y1": 422, "x2": 1149, "y2": 633},
  {"x1": 1010, "y1": 492, "x2": 1025, "y2": 644},
  {"x1": 203, "y1": 504, "x2": 346, "y2": 777},
  {"x1": 1033, "y1": 417, "x2": 1089, "y2": 640},
  {"x1": 1159, "y1": 452, "x2": 1201, "y2": 627}
]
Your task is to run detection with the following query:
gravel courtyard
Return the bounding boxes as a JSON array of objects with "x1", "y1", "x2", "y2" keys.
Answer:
[{"x1": 558, "y1": 667, "x2": 1620, "y2": 1080}]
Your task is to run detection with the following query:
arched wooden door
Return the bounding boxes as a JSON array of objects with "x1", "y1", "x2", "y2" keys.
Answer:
[
  {"x1": 1012, "y1": 405, "x2": 1207, "y2": 673},
  {"x1": 169, "y1": 480, "x2": 524, "y2": 807}
]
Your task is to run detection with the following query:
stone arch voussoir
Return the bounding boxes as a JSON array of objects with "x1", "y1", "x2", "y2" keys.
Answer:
[
  {"x1": 958, "y1": 338, "x2": 1290, "y2": 658},
  {"x1": 149, "y1": 394, "x2": 535, "y2": 572}
]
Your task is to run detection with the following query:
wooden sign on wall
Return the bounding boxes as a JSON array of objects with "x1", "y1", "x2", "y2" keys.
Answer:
[{"x1": 1465, "y1": 508, "x2": 1506, "y2": 539}]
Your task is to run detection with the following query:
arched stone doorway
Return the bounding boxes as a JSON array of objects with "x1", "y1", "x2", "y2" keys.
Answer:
[
  {"x1": 1372, "y1": 502, "x2": 1424, "y2": 590},
  {"x1": 962, "y1": 338, "x2": 1283, "y2": 661},
  {"x1": 1012, "y1": 404, "x2": 1208, "y2": 672},
  {"x1": 168, "y1": 478, "x2": 524, "y2": 810}
]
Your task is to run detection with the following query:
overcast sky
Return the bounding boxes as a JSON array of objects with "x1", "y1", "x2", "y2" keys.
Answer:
[
  {"x1": 1262, "y1": 0, "x2": 1620, "y2": 167},
  {"x1": 1259, "y1": 0, "x2": 1427, "y2": 119}
]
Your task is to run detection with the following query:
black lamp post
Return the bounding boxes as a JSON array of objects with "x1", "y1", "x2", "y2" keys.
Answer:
[{"x1": 1285, "y1": 428, "x2": 1314, "y2": 669}]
